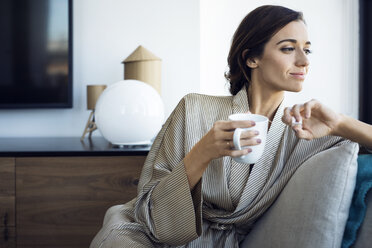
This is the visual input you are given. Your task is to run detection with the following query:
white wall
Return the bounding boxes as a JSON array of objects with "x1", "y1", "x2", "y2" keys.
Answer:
[
  {"x1": 200, "y1": 0, "x2": 359, "y2": 118},
  {"x1": 0, "y1": 0, "x2": 359, "y2": 137},
  {"x1": 0, "y1": 0, "x2": 200, "y2": 137}
]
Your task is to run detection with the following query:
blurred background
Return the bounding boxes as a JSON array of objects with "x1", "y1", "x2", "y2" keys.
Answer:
[{"x1": 0, "y1": 0, "x2": 362, "y2": 137}]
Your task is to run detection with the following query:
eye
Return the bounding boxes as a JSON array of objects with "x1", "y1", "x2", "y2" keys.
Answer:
[
  {"x1": 281, "y1": 47, "x2": 295, "y2": 52},
  {"x1": 304, "y1": 48, "x2": 312, "y2": 55}
]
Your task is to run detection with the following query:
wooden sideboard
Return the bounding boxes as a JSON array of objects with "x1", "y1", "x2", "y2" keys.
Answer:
[{"x1": 0, "y1": 137, "x2": 149, "y2": 248}]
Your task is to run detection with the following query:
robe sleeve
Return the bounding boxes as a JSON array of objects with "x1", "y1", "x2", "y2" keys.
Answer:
[{"x1": 133, "y1": 96, "x2": 203, "y2": 245}]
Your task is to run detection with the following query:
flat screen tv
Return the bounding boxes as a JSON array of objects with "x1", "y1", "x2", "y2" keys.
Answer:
[{"x1": 0, "y1": 0, "x2": 72, "y2": 108}]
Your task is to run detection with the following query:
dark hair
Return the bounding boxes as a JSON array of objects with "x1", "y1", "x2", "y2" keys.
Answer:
[{"x1": 225, "y1": 5, "x2": 304, "y2": 95}]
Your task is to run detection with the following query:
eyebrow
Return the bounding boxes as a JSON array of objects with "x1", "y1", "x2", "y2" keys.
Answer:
[{"x1": 276, "y1": 39, "x2": 311, "y2": 45}]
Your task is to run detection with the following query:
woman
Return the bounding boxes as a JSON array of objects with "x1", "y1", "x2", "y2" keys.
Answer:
[
  {"x1": 91, "y1": 5, "x2": 358, "y2": 247},
  {"x1": 282, "y1": 99, "x2": 372, "y2": 150}
]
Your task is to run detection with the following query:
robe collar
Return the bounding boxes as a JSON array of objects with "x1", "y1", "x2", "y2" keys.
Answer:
[
  {"x1": 232, "y1": 87, "x2": 249, "y2": 114},
  {"x1": 231, "y1": 86, "x2": 287, "y2": 212}
]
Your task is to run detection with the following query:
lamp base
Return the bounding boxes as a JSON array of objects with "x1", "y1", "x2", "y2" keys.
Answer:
[
  {"x1": 81, "y1": 111, "x2": 98, "y2": 141},
  {"x1": 112, "y1": 144, "x2": 152, "y2": 149}
]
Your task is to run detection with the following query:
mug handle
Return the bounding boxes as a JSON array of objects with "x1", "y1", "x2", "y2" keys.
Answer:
[{"x1": 233, "y1": 128, "x2": 244, "y2": 150}]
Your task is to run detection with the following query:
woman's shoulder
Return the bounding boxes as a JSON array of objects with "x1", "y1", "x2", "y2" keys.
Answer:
[
  {"x1": 170, "y1": 92, "x2": 233, "y2": 121},
  {"x1": 181, "y1": 92, "x2": 232, "y2": 105}
]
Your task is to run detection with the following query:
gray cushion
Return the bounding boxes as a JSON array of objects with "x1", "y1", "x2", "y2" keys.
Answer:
[{"x1": 241, "y1": 142, "x2": 359, "y2": 248}]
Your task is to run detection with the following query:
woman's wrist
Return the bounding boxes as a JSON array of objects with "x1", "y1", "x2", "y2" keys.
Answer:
[
  {"x1": 331, "y1": 113, "x2": 350, "y2": 138},
  {"x1": 184, "y1": 143, "x2": 211, "y2": 189},
  {"x1": 185, "y1": 142, "x2": 211, "y2": 166}
]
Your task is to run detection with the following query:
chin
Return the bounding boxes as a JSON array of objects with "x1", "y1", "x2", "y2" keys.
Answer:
[
  {"x1": 293, "y1": 87, "x2": 303, "y2": 92},
  {"x1": 292, "y1": 81, "x2": 304, "y2": 92},
  {"x1": 287, "y1": 85, "x2": 303, "y2": 92}
]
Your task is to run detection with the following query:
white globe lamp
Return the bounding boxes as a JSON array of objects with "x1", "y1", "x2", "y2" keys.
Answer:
[{"x1": 95, "y1": 80, "x2": 165, "y2": 145}]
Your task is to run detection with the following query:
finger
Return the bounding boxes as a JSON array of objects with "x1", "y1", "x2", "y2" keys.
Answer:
[
  {"x1": 214, "y1": 129, "x2": 234, "y2": 141},
  {"x1": 303, "y1": 99, "x2": 318, "y2": 119},
  {"x1": 224, "y1": 137, "x2": 259, "y2": 150},
  {"x1": 214, "y1": 120, "x2": 254, "y2": 131},
  {"x1": 293, "y1": 126, "x2": 313, "y2": 140},
  {"x1": 224, "y1": 140, "x2": 234, "y2": 150},
  {"x1": 238, "y1": 130, "x2": 259, "y2": 139},
  {"x1": 228, "y1": 137, "x2": 261, "y2": 149},
  {"x1": 282, "y1": 107, "x2": 293, "y2": 125},
  {"x1": 227, "y1": 148, "x2": 252, "y2": 157},
  {"x1": 224, "y1": 120, "x2": 256, "y2": 131},
  {"x1": 240, "y1": 137, "x2": 262, "y2": 147},
  {"x1": 291, "y1": 104, "x2": 304, "y2": 123},
  {"x1": 291, "y1": 116, "x2": 302, "y2": 127},
  {"x1": 215, "y1": 127, "x2": 259, "y2": 143},
  {"x1": 303, "y1": 100, "x2": 314, "y2": 119}
]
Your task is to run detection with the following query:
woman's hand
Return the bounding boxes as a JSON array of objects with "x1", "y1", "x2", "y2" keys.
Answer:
[
  {"x1": 282, "y1": 99, "x2": 341, "y2": 140},
  {"x1": 184, "y1": 119, "x2": 260, "y2": 188},
  {"x1": 195, "y1": 120, "x2": 261, "y2": 163}
]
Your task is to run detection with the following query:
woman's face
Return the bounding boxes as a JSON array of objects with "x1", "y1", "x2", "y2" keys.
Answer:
[{"x1": 251, "y1": 20, "x2": 311, "y2": 93}]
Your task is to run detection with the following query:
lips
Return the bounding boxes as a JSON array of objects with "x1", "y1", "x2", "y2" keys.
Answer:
[
  {"x1": 290, "y1": 72, "x2": 305, "y2": 76},
  {"x1": 290, "y1": 72, "x2": 305, "y2": 80}
]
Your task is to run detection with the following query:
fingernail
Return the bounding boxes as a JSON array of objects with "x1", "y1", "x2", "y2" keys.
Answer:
[
  {"x1": 247, "y1": 148, "x2": 252, "y2": 152},
  {"x1": 255, "y1": 131, "x2": 259, "y2": 135},
  {"x1": 257, "y1": 139, "x2": 262, "y2": 144},
  {"x1": 251, "y1": 121, "x2": 256, "y2": 126}
]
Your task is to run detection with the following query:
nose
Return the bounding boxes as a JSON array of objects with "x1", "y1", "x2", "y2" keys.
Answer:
[{"x1": 295, "y1": 50, "x2": 310, "y2": 67}]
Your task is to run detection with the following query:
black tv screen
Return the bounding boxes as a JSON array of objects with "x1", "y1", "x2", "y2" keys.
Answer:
[{"x1": 0, "y1": 0, "x2": 72, "y2": 108}]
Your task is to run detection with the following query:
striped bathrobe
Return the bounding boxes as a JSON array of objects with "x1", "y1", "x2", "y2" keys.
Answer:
[{"x1": 91, "y1": 88, "x2": 356, "y2": 247}]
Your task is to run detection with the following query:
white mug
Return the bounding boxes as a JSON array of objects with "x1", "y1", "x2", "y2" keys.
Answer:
[{"x1": 228, "y1": 113, "x2": 268, "y2": 164}]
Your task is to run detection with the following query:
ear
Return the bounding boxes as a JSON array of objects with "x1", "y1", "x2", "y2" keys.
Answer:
[
  {"x1": 246, "y1": 58, "x2": 258, "y2": 69},
  {"x1": 242, "y1": 49, "x2": 258, "y2": 69},
  {"x1": 242, "y1": 49, "x2": 249, "y2": 60}
]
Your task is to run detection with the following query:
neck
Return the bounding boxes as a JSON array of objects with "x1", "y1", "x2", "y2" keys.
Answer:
[{"x1": 247, "y1": 84, "x2": 284, "y2": 122}]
